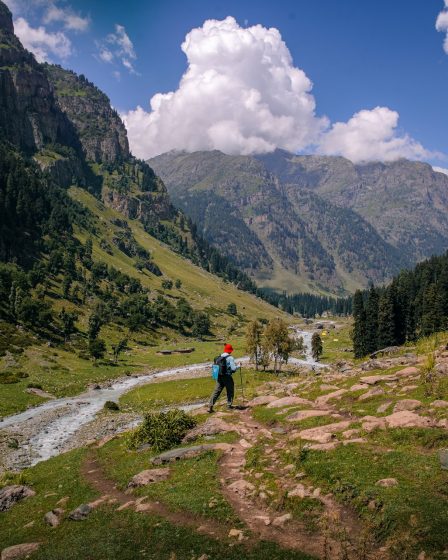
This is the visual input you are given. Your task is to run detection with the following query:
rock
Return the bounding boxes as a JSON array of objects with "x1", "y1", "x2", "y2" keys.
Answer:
[
  {"x1": 227, "y1": 480, "x2": 255, "y2": 496},
  {"x1": 1, "y1": 543, "x2": 41, "y2": 560},
  {"x1": 68, "y1": 503, "x2": 92, "y2": 521},
  {"x1": 116, "y1": 501, "x2": 134, "y2": 511},
  {"x1": 239, "y1": 438, "x2": 252, "y2": 449},
  {"x1": 272, "y1": 513, "x2": 292, "y2": 527},
  {"x1": 87, "y1": 495, "x2": 110, "y2": 509},
  {"x1": 44, "y1": 508, "x2": 64, "y2": 527},
  {"x1": 431, "y1": 400, "x2": 448, "y2": 408},
  {"x1": 385, "y1": 411, "x2": 433, "y2": 429},
  {"x1": 315, "y1": 389, "x2": 347, "y2": 407},
  {"x1": 361, "y1": 416, "x2": 387, "y2": 432},
  {"x1": 266, "y1": 396, "x2": 313, "y2": 408},
  {"x1": 395, "y1": 366, "x2": 420, "y2": 378},
  {"x1": 393, "y1": 399, "x2": 422, "y2": 412},
  {"x1": 358, "y1": 387, "x2": 384, "y2": 401},
  {"x1": 128, "y1": 468, "x2": 170, "y2": 488},
  {"x1": 152, "y1": 444, "x2": 219, "y2": 465},
  {"x1": 350, "y1": 384, "x2": 367, "y2": 392},
  {"x1": 25, "y1": 388, "x2": 55, "y2": 399},
  {"x1": 296, "y1": 420, "x2": 352, "y2": 443},
  {"x1": 320, "y1": 384, "x2": 339, "y2": 391},
  {"x1": 376, "y1": 478, "x2": 398, "y2": 488},
  {"x1": 342, "y1": 429, "x2": 360, "y2": 439},
  {"x1": 0, "y1": 486, "x2": 36, "y2": 512},
  {"x1": 377, "y1": 402, "x2": 392, "y2": 413},
  {"x1": 183, "y1": 418, "x2": 236, "y2": 442},
  {"x1": 56, "y1": 496, "x2": 69, "y2": 507},
  {"x1": 254, "y1": 515, "x2": 271, "y2": 526},
  {"x1": 286, "y1": 409, "x2": 331, "y2": 422},
  {"x1": 398, "y1": 384, "x2": 418, "y2": 393},
  {"x1": 228, "y1": 528, "x2": 244, "y2": 540},
  {"x1": 96, "y1": 434, "x2": 116, "y2": 448},
  {"x1": 360, "y1": 374, "x2": 398, "y2": 385},
  {"x1": 342, "y1": 438, "x2": 366, "y2": 445},
  {"x1": 288, "y1": 484, "x2": 307, "y2": 498},
  {"x1": 309, "y1": 442, "x2": 340, "y2": 451}
]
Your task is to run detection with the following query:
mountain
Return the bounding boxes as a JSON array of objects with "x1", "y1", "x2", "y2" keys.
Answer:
[
  {"x1": 0, "y1": 0, "x2": 286, "y2": 416},
  {"x1": 148, "y1": 150, "x2": 409, "y2": 295}
]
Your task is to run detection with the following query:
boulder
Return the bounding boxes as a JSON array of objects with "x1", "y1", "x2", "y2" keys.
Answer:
[
  {"x1": 315, "y1": 389, "x2": 347, "y2": 407},
  {"x1": 87, "y1": 495, "x2": 110, "y2": 510},
  {"x1": 395, "y1": 367, "x2": 420, "y2": 378},
  {"x1": 286, "y1": 409, "x2": 331, "y2": 422},
  {"x1": 0, "y1": 486, "x2": 35, "y2": 512},
  {"x1": 266, "y1": 396, "x2": 313, "y2": 409},
  {"x1": 393, "y1": 399, "x2": 422, "y2": 413},
  {"x1": 309, "y1": 441, "x2": 340, "y2": 451},
  {"x1": 152, "y1": 444, "x2": 220, "y2": 465},
  {"x1": 68, "y1": 504, "x2": 92, "y2": 521},
  {"x1": 128, "y1": 468, "x2": 170, "y2": 488},
  {"x1": 295, "y1": 420, "x2": 352, "y2": 443},
  {"x1": 431, "y1": 400, "x2": 448, "y2": 408},
  {"x1": 272, "y1": 513, "x2": 292, "y2": 527},
  {"x1": 360, "y1": 374, "x2": 398, "y2": 385},
  {"x1": 376, "y1": 478, "x2": 398, "y2": 488},
  {"x1": 1, "y1": 543, "x2": 41, "y2": 560},
  {"x1": 361, "y1": 416, "x2": 387, "y2": 432},
  {"x1": 350, "y1": 384, "x2": 367, "y2": 392}
]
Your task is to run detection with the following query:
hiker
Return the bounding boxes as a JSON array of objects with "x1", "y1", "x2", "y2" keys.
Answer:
[{"x1": 208, "y1": 343, "x2": 240, "y2": 413}]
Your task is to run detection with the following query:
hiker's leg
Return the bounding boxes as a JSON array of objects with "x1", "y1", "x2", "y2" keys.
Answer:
[
  {"x1": 209, "y1": 380, "x2": 224, "y2": 407},
  {"x1": 225, "y1": 376, "x2": 235, "y2": 406}
]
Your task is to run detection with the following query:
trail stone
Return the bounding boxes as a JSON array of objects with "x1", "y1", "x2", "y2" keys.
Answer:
[
  {"x1": 68, "y1": 503, "x2": 92, "y2": 520},
  {"x1": 87, "y1": 495, "x2": 110, "y2": 509},
  {"x1": 247, "y1": 395, "x2": 278, "y2": 406},
  {"x1": 272, "y1": 513, "x2": 292, "y2": 527},
  {"x1": 128, "y1": 468, "x2": 170, "y2": 488},
  {"x1": 393, "y1": 399, "x2": 422, "y2": 412},
  {"x1": 376, "y1": 478, "x2": 398, "y2": 488},
  {"x1": 350, "y1": 384, "x2": 367, "y2": 392},
  {"x1": 44, "y1": 508, "x2": 64, "y2": 527},
  {"x1": 296, "y1": 420, "x2": 352, "y2": 443},
  {"x1": 183, "y1": 418, "x2": 236, "y2": 442},
  {"x1": 377, "y1": 402, "x2": 392, "y2": 413},
  {"x1": 315, "y1": 389, "x2": 347, "y2": 407},
  {"x1": 116, "y1": 501, "x2": 134, "y2": 511},
  {"x1": 288, "y1": 484, "x2": 307, "y2": 498},
  {"x1": 266, "y1": 396, "x2": 313, "y2": 408},
  {"x1": 239, "y1": 439, "x2": 252, "y2": 449},
  {"x1": 0, "y1": 486, "x2": 35, "y2": 512},
  {"x1": 342, "y1": 429, "x2": 360, "y2": 439},
  {"x1": 228, "y1": 480, "x2": 255, "y2": 496},
  {"x1": 395, "y1": 367, "x2": 420, "y2": 378},
  {"x1": 1, "y1": 543, "x2": 41, "y2": 560},
  {"x1": 358, "y1": 387, "x2": 384, "y2": 401},
  {"x1": 385, "y1": 411, "x2": 432, "y2": 429},
  {"x1": 254, "y1": 515, "x2": 271, "y2": 526},
  {"x1": 361, "y1": 416, "x2": 387, "y2": 432},
  {"x1": 228, "y1": 528, "x2": 244, "y2": 540},
  {"x1": 286, "y1": 409, "x2": 331, "y2": 422},
  {"x1": 309, "y1": 442, "x2": 340, "y2": 451},
  {"x1": 360, "y1": 374, "x2": 398, "y2": 385},
  {"x1": 431, "y1": 400, "x2": 448, "y2": 408}
]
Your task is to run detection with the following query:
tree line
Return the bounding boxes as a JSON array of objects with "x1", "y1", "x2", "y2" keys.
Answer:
[
  {"x1": 352, "y1": 251, "x2": 448, "y2": 358},
  {"x1": 260, "y1": 290, "x2": 352, "y2": 318}
]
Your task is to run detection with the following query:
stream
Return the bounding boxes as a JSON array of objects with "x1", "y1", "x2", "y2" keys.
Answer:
[{"x1": 0, "y1": 329, "x2": 322, "y2": 469}]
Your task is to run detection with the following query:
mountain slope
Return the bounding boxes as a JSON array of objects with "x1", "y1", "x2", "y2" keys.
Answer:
[{"x1": 149, "y1": 150, "x2": 406, "y2": 294}]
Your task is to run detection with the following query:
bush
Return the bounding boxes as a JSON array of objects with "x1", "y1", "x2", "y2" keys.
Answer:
[
  {"x1": 0, "y1": 371, "x2": 20, "y2": 384},
  {"x1": 27, "y1": 382, "x2": 43, "y2": 390},
  {"x1": 126, "y1": 409, "x2": 197, "y2": 452},
  {"x1": 104, "y1": 400, "x2": 119, "y2": 411}
]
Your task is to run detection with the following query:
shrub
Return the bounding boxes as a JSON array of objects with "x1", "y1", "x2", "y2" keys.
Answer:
[
  {"x1": 126, "y1": 409, "x2": 197, "y2": 452},
  {"x1": 27, "y1": 382, "x2": 43, "y2": 390},
  {"x1": 104, "y1": 400, "x2": 119, "y2": 411}
]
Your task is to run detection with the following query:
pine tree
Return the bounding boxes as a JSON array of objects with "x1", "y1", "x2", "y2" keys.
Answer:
[
  {"x1": 364, "y1": 285, "x2": 379, "y2": 355},
  {"x1": 352, "y1": 290, "x2": 367, "y2": 358},
  {"x1": 311, "y1": 332, "x2": 323, "y2": 361},
  {"x1": 377, "y1": 289, "x2": 396, "y2": 348}
]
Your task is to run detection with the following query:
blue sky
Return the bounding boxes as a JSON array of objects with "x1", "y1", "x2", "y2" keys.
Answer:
[{"x1": 5, "y1": 0, "x2": 448, "y2": 166}]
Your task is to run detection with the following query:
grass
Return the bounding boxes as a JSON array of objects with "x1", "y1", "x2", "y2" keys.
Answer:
[
  {"x1": 319, "y1": 322, "x2": 354, "y2": 363},
  {"x1": 0, "y1": 446, "x2": 315, "y2": 560},
  {"x1": 120, "y1": 368, "x2": 271, "y2": 413},
  {"x1": 295, "y1": 441, "x2": 448, "y2": 557}
]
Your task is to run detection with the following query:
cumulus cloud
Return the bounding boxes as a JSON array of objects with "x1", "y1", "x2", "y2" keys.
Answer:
[
  {"x1": 123, "y1": 17, "x2": 434, "y2": 164},
  {"x1": 122, "y1": 16, "x2": 327, "y2": 159},
  {"x1": 436, "y1": 0, "x2": 448, "y2": 54},
  {"x1": 433, "y1": 166, "x2": 448, "y2": 176},
  {"x1": 317, "y1": 107, "x2": 432, "y2": 163},
  {"x1": 43, "y1": 5, "x2": 90, "y2": 33},
  {"x1": 96, "y1": 24, "x2": 139, "y2": 75},
  {"x1": 14, "y1": 16, "x2": 72, "y2": 62}
]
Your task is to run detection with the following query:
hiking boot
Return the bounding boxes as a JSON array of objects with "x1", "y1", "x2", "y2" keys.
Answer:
[
  {"x1": 227, "y1": 404, "x2": 234, "y2": 409},
  {"x1": 208, "y1": 407, "x2": 214, "y2": 414}
]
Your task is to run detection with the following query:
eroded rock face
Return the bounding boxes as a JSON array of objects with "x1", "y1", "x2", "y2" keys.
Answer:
[{"x1": 0, "y1": 485, "x2": 35, "y2": 512}]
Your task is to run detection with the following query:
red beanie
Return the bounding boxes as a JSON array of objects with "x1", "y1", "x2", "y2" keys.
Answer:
[{"x1": 224, "y1": 343, "x2": 234, "y2": 354}]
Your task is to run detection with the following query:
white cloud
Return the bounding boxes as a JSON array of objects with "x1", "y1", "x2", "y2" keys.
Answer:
[
  {"x1": 14, "y1": 16, "x2": 72, "y2": 62},
  {"x1": 96, "y1": 24, "x2": 138, "y2": 74},
  {"x1": 122, "y1": 16, "x2": 327, "y2": 159},
  {"x1": 43, "y1": 5, "x2": 90, "y2": 32},
  {"x1": 433, "y1": 166, "x2": 448, "y2": 176},
  {"x1": 436, "y1": 1, "x2": 448, "y2": 54},
  {"x1": 317, "y1": 107, "x2": 432, "y2": 163}
]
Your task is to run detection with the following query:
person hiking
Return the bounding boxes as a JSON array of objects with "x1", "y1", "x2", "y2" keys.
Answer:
[{"x1": 208, "y1": 343, "x2": 240, "y2": 413}]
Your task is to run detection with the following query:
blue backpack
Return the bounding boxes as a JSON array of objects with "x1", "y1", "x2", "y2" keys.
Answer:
[{"x1": 212, "y1": 355, "x2": 228, "y2": 380}]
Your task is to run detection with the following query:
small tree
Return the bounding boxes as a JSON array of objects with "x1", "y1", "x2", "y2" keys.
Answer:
[
  {"x1": 264, "y1": 318, "x2": 294, "y2": 373},
  {"x1": 311, "y1": 332, "x2": 323, "y2": 361},
  {"x1": 175, "y1": 279, "x2": 182, "y2": 289},
  {"x1": 59, "y1": 308, "x2": 77, "y2": 342},
  {"x1": 161, "y1": 279, "x2": 173, "y2": 290},
  {"x1": 191, "y1": 312, "x2": 211, "y2": 339},
  {"x1": 89, "y1": 338, "x2": 106, "y2": 362},
  {"x1": 112, "y1": 338, "x2": 128, "y2": 363},
  {"x1": 245, "y1": 320, "x2": 263, "y2": 370},
  {"x1": 88, "y1": 313, "x2": 102, "y2": 340},
  {"x1": 227, "y1": 302, "x2": 237, "y2": 316}
]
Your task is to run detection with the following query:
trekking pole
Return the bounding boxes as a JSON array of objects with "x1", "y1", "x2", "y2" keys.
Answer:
[{"x1": 239, "y1": 365, "x2": 245, "y2": 405}]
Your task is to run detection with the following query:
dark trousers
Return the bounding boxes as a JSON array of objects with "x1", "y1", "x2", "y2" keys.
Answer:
[{"x1": 209, "y1": 375, "x2": 234, "y2": 407}]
